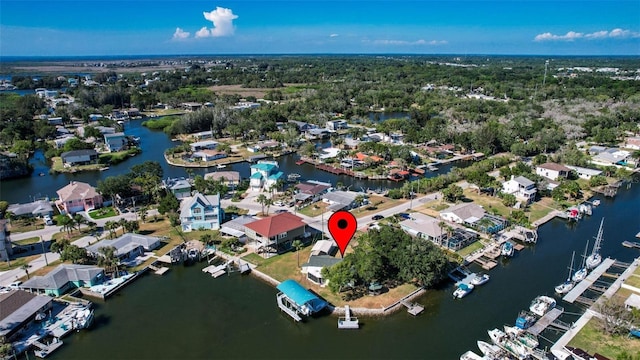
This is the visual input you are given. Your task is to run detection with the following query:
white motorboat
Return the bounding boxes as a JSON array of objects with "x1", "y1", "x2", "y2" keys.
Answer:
[
  {"x1": 75, "y1": 307, "x2": 94, "y2": 329},
  {"x1": 555, "y1": 251, "x2": 575, "y2": 294},
  {"x1": 501, "y1": 241, "x2": 514, "y2": 257},
  {"x1": 216, "y1": 164, "x2": 227, "y2": 169},
  {"x1": 460, "y1": 350, "x2": 484, "y2": 360},
  {"x1": 488, "y1": 328, "x2": 530, "y2": 359},
  {"x1": 470, "y1": 273, "x2": 490, "y2": 286},
  {"x1": 529, "y1": 295, "x2": 556, "y2": 317},
  {"x1": 586, "y1": 218, "x2": 605, "y2": 269},
  {"x1": 453, "y1": 283, "x2": 474, "y2": 299},
  {"x1": 503, "y1": 325, "x2": 538, "y2": 349},
  {"x1": 477, "y1": 340, "x2": 502, "y2": 357}
]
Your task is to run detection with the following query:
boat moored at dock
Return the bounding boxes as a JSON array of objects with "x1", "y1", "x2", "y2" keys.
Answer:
[
  {"x1": 470, "y1": 273, "x2": 490, "y2": 286},
  {"x1": 529, "y1": 295, "x2": 556, "y2": 317},
  {"x1": 586, "y1": 218, "x2": 605, "y2": 269},
  {"x1": 453, "y1": 283, "x2": 474, "y2": 299},
  {"x1": 555, "y1": 251, "x2": 576, "y2": 294}
]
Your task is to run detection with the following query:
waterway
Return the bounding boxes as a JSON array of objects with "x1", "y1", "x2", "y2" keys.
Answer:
[
  {"x1": 48, "y1": 182, "x2": 640, "y2": 359},
  {"x1": 0, "y1": 118, "x2": 464, "y2": 204}
]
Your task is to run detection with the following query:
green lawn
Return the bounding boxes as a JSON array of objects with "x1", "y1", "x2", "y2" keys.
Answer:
[
  {"x1": 89, "y1": 207, "x2": 117, "y2": 219},
  {"x1": 297, "y1": 202, "x2": 329, "y2": 217},
  {"x1": 568, "y1": 321, "x2": 640, "y2": 358},
  {"x1": 457, "y1": 241, "x2": 484, "y2": 257},
  {"x1": 13, "y1": 237, "x2": 42, "y2": 246}
]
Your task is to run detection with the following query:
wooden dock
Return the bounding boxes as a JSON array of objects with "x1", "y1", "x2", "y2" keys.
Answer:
[
  {"x1": 563, "y1": 258, "x2": 615, "y2": 303},
  {"x1": 202, "y1": 262, "x2": 230, "y2": 278},
  {"x1": 474, "y1": 257, "x2": 498, "y2": 270},
  {"x1": 527, "y1": 307, "x2": 566, "y2": 336},
  {"x1": 33, "y1": 339, "x2": 64, "y2": 358},
  {"x1": 148, "y1": 264, "x2": 170, "y2": 275},
  {"x1": 400, "y1": 300, "x2": 424, "y2": 316}
]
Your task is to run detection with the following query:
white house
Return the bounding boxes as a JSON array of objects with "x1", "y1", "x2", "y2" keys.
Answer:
[
  {"x1": 192, "y1": 150, "x2": 227, "y2": 162},
  {"x1": 399, "y1": 213, "x2": 447, "y2": 246},
  {"x1": 566, "y1": 165, "x2": 603, "y2": 180},
  {"x1": 535, "y1": 162, "x2": 571, "y2": 181},
  {"x1": 326, "y1": 120, "x2": 348, "y2": 131},
  {"x1": 189, "y1": 140, "x2": 218, "y2": 152},
  {"x1": 502, "y1": 176, "x2": 537, "y2": 204},
  {"x1": 440, "y1": 203, "x2": 486, "y2": 225},
  {"x1": 249, "y1": 161, "x2": 284, "y2": 191}
]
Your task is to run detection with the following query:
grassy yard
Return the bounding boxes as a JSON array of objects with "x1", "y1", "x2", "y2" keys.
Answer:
[
  {"x1": 7, "y1": 220, "x2": 46, "y2": 233},
  {"x1": 353, "y1": 195, "x2": 405, "y2": 218},
  {"x1": 298, "y1": 201, "x2": 330, "y2": 217},
  {"x1": 457, "y1": 241, "x2": 485, "y2": 257},
  {"x1": 89, "y1": 207, "x2": 117, "y2": 219},
  {"x1": 568, "y1": 321, "x2": 640, "y2": 358},
  {"x1": 13, "y1": 237, "x2": 42, "y2": 246}
]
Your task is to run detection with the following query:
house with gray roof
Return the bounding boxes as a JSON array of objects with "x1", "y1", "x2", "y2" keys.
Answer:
[
  {"x1": 162, "y1": 177, "x2": 193, "y2": 199},
  {"x1": 301, "y1": 255, "x2": 342, "y2": 286},
  {"x1": 220, "y1": 215, "x2": 256, "y2": 243},
  {"x1": 502, "y1": 175, "x2": 537, "y2": 204},
  {"x1": 86, "y1": 233, "x2": 160, "y2": 260},
  {"x1": 61, "y1": 149, "x2": 99, "y2": 167},
  {"x1": 566, "y1": 165, "x2": 603, "y2": 180},
  {"x1": 0, "y1": 290, "x2": 53, "y2": 342},
  {"x1": 400, "y1": 213, "x2": 447, "y2": 246},
  {"x1": 7, "y1": 200, "x2": 53, "y2": 218},
  {"x1": 179, "y1": 193, "x2": 223, "y2": 232},
  {"x1": 440, "y1": 203, "x2": 486, "y2": 225},
  {"x1": 322, "y1": 191, "x2": 366, "y2": 211},
  {"x1": 20, "y1": 264, "x2": 105, "y2": 297}
]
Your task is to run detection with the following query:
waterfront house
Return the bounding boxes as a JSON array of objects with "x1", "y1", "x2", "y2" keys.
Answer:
[
  {"x1": 322, "y1": 191, "x2": 366, "y2": 211},
  {"x1": 20, "y1": 264, "x2": 105, "y2": 297},
  {"x1": 190, "y1": 130, "x2": 214, "y2": 140},
  {"x1": 53, "y1": 134, "x2": 76, "y2": 149},
  {"x1": 565, "y1": 165, "x2": 603, "y2": 180},
  {"x1": 535, "y1": 162, "x2": 570, "y2": 181},
  {"x1": 162, "y1": 177, "x2": 193, "y2": 200},
  {"x1": 502, "y1": 175, "x2": 537, "y2": 204},
  {"x1": 399, "y1": 213, "x2": 447, "y2": 247},
  {"x1": 305, "y1": 128, "x2": 330, "y2": 140},
  {"x1": 0, "y1": 290, "x2": 53, "y2": 343},
  {"x1": 192, "y1": 150, "x2": 227, "y2": 162},
  {"x1": 219, "y1": 215, "x2": 256, "y2": 243},
  {"x1": 244, "y1": 212, "x2": 307, "y2": 253},
  {"x1": 182, "y1": 102, "x2": 203, "y2": 111},
  {"x1": 0, "y1": 220, "x2": 12, "y2": 262},
  {"x1": 440, "y1": 203, "x2": 485, "y2": 225},
  {"x1": 294, "y1": 181, "x2": 331, "y2": 204},
  {"x1": 247, "y1": 141, "x2": 281, "y2": 153},
  {"x1": 61, "y1": 149, "x2": 99, "y2": 167},
  {"x1": 189, "y1": 140, "x2": 218, "y2": 152},
  {"x1": 301, "y1": 255, "x2": 342, "y2": 286},
  {"x1": 7, "y1": 200, "x2": 54, "y2": 219},
  {"x1": 444, "y1": 228, "x2": 479, "y2": 251},
  {"x1": 55, "y1": 181, "x2": 103, "y2": 215},
  {"x1": 205, "y1": 171, "x2": 241, "y2": 189},
  {"x1": 104, "y1": 132, "x2": 127, "y2": 152},
  {"x1": 591, "y1": 147, "x2": 632, "y2": 167},
  {"x1": 179, "y1": 193, "x2": 223, "y2": 232},
  {"x1": 249, "y1": 161, "x2": 284, "y2": 191},
  {"x1": 86, "y1": 233, "x2": 160, "y2": 261}
]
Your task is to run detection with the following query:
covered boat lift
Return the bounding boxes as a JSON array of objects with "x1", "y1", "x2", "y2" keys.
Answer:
[{"x1": 276, "y1": 280, "x2": 327, "y2": 321}]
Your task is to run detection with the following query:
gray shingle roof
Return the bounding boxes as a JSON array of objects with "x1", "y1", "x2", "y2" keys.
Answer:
[
  {"x1": 21, "y1": 264, "x2": 104, "y2": 290},
  {"x1": 86, "y1": 233, "x2": 160, "y2": 256}
]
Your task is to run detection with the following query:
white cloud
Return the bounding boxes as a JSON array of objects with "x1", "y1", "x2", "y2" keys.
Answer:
[
  {"x1": 195, "y1": 27, "x2": 211, "y2": 38},
  {"x1": 329, "y1": 34, "x2": 339, "y2": 38},
  {"x1": 369, "y1": 39, "x2": 446, "y2": 46},
  {"x1": 172, "y1": 27, "x2": 190, "y2": 40},
  {"x1": 535, "y1": 28, "x2": 640, "y2": 41},
  {"x1": 200, "y1": 7, "x2": 238, "y2": 37}
]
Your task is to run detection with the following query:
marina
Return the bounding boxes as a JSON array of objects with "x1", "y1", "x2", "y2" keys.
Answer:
[{"x1": 562, "y1": 257, "x2": 615, "y2": 303}]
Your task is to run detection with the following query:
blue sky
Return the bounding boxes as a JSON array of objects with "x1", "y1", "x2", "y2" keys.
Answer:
[{"x1": 1, "y1": 0, "x2": 639, "y2": 56}]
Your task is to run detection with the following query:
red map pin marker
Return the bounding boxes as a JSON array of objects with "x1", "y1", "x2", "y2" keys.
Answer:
[{"x1": 328, "y1": 210, "x2": 357, "y2": 257}]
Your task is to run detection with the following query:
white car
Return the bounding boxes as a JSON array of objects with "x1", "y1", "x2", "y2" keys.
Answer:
[
  {"x1": 274, "y1": 201, "x2": 285, "y2": 207},
  {"x1": 43, "y1": 215, "x2": 53, "y2": 226}
]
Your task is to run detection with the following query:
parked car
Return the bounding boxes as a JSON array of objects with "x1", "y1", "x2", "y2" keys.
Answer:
[
  {"x1": 43, "y1": 215, "x2": 53, "y2": 226},
  {"x1": 9, "y1": 281, "x2": 22, "y2": 289},
  {"x1": 372, "y1": 215, "x2": 384, "y2": 221},
  {"x1": 396, "y1": 213, "x2": 411, "y2": 220},
  {"x1": 274, "y1": 201, "x2": 285, "y2": 207}
]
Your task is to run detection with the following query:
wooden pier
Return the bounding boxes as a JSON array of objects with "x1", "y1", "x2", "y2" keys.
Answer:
[
  {"x1": 148, "y1": 264, "x2": 170, "y2": 275},
  {"x1": 527, "y1": 307, "x2": 567, "y2": 336},
  {"x1": 563, "y1": 258, "x2": 615, "y2": 303},
  {"x1": 400, "y1": 300, "x2": 424, "y2": 316},
  {"x1": 33, "y1": 339, "x2": 64, "y2": 358},
  {"x1": 474, "y1": 257, "x2": 498, "y2": 270}
]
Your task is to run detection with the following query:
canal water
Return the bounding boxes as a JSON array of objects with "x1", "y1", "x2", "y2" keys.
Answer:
[
  {"x1": 0, "y1": 118, "x2": 463, "y2": 204},
  {"x1": 49, "y1": 182, "x2": 640, "y2": 359}
]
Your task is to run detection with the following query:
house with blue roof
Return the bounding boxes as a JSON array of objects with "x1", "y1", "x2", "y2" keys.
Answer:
[
  {"x1": 250, "y1": 160, "x2": 284, "y2": 191},
  {"x1": 179, "y1": 193, "x2": 223, "y2": 232}
]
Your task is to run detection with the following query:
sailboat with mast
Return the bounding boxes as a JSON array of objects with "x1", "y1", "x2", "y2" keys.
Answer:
[
  {"x1": 586, "y1": 218, "x2": 605, "y2": 269},
  {"x1": 572, "y1": 240, "x2": 589, "y2": 282},
  {"x1": 555, "y1": 251, "x2": 575, "y2": 294}
]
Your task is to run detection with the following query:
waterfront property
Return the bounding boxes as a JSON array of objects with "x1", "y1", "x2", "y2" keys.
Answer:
[
  {"x1": 309, "y1": 239, "x2": 336, "y2": 257},
  {"x1": 219, "y1": 215, "x2": 255, "y2": 243},
  {"x1": 55, "y1": 181, "x2": 103, "y2": 215},
  {"x1": 294, "y1": 181, "x2": 332, "y2": 204},
  {"x1": 179, "y1": 193, "x2": 223, "y2": 232},
  {"x1": 60, "y1": 149, "x2": 99, "y2": 167},
  {"x1": 191, "y1": 149, "x2": 227, "y2": 162},
  {"x1": 104, "y1": 132, "x2": 127, "y2": 152},
  {"x1": 7, "y1": 199, "x2": 54, "y2": 219},
  {"x1": 20, "y1": 264, "x2": 105, "y2": 297},
  {"x1": 322, "y1": 190, "x2": 367, "y2": 211},
  {"x1": 440, "y1": 202, "x2": 485, "y2": 225},
  {"x1": 86, "y1": 233, "x2": 160, "y2": 262},
  {"x1": 249, "y1": 160, "x2": 284, "y2": 191},
  {"x1": 566, "y1": 165, "x2": 603, "y2": 180},
  {"x1": 399, "y1": 213, "x2": 447, "y2": 246},
  {"x1": 204, "y1": 171, "x2": 241, "y2": 189},
  {"x1": 301, "y1": 255, "x2": 342, "y2": 286},
  {"x1": 189, "y1": 140, "x2": 218, "y2": 152},
  {"x1": 502, "y1": 175, "x2": 537, "y2": 204},
  {"x1": 244, "y1": 212, "x2": 307, "y2": 254},
  {"x1": 0, "y1": 290, "x2": 53, "y2": 343}
]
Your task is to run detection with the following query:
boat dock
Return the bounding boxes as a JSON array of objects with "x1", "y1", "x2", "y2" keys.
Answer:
[
  {"x1": 527, "y1": 307, "x2": 568, "y2": 336},
  {"x1": 400, "y1": 300, "x2": 424, "y2": 316},
  {"x1": 338, "y1": 305, "x2": 360, "y2": 329},
  {"x1": 148, "y1": 264, "x2": 170, "y2": 275},
  {"x1": 563, "y1": 258, "x2": 615, "y2": 303},
  {"x1": 202, "y1": 261, "x2": 231, "y2": 278},
  {"x1": 33, "y1": 339, "x2": 64, "y2": 358},
  {"x1": 276, "y1": 292, "x2": 302, "y2": 322}
]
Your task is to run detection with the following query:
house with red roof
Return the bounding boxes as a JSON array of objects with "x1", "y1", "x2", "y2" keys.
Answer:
[{"x1": 244, "y1": 212, "x2": 307, "y2": 253}]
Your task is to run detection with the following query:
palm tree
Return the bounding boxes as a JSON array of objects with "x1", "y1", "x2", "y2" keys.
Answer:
[
  {"x1": 104, "y1": 220, "x2": 116, "y2": 239},
  {"x1": 264, "y1": 198, "x2": 273, "y2": 216},
  {"x1": 354, "y1": 194, "x2": 365, "y2": 211},
  {"x1": 292, "y1": 239, "x2": 303, "y2": 268},
  {"x1": 256, "y1": 194, "x2": 268, "y2": 215},
  {"x1": 97, "y1": 246, "x2": 120, "y2": 277},
  {"x1": 59, "y1": 216, "x2": 73, "y2": 236},
  {"x1": 73, "y1": 213, "x2": 87, "y2": 233},
  {"x1": 21, "y1": 264, "x2": 30, "y2": 279},
  {"x1": 138, "y1": 205, "x2": 149, "y2": 223}
]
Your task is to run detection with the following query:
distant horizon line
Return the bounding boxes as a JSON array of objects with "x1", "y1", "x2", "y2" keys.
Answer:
[{"x1": 1, "y1": 53, "x2": 639, "y2": 62}]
